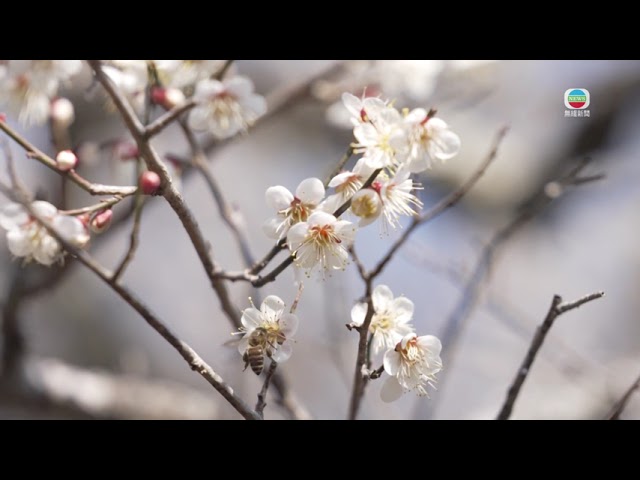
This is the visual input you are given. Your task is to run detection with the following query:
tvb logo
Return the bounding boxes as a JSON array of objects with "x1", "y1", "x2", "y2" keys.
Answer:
[{"x1": 564, "y1": 89, "x2": 590, "y2": 109}]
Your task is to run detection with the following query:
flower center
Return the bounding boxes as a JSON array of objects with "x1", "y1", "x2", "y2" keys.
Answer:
[
  {"x1": 335, "y1": 175, "x2": 361, "y2": 195},
  {"x1": 309, "y1": 224, "x2": 341, "y2": 246},
  {"x1": 279, "y1": 197, "x2": 311, "y2": 225},
  {"x1": 371, "y1": 314, "x2": 393, "y2": 332},
  {"x1": 208, "y1": 92, "x2": 245, "y2": 131},
  {"x1": 351, "y1": 192, "x2": 379, "y2": 219}
]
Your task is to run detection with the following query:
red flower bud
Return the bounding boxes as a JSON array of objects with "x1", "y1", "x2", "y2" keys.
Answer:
[
  {"x1": 90, "y1": 209, "x2": 113, "y2": 233},
  {"x1": 139, "y1": 171, "x2": 161, "y2": 195}
]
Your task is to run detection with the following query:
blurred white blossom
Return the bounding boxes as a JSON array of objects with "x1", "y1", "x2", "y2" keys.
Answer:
[
  {"x1": 155, "y1": 60, "x2": 226, "y2": 88},
  {"x1": 404, "y1": 109, "x2": 461, "y2": 172},
  {"x1": 188, "y1": 76, "x2": 266, "y2": 139},
  {"x1": 0, "y1": 60, "x2": 82, "y2": 126},
  {"x1": 351, "y1": 285, "x2": 415, "y2": 355},
  {"x1": 381, "y1": 333, "x2": 442, "y2": 402},
  {"x1": 352, "y1": 104, "x2": 408, "y2": 169},
  {"x1": 0, "y1": 201, "x2": 89, "y2": 266}
]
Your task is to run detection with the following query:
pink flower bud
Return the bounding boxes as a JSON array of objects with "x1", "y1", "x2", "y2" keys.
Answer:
[
  {"x1": 89, "y1": 209, "x2": 113, "y2": 233},
  {"x1": 151, "y1": 86, "x2": 185, "y2": 110},
  {"x1": 50, "y1": 97, "x2": 75, "y2": 128},
  {"x1": 77, "y1": 214, "x2": 90, "y2": 227},
  {"x1": 114, "y1": 141, "x2": 139, "y2": 161},
  {"x1": 139, "y1": 171, "x2": 161, "y2": 195},
  {"x1": 56, "y1": 150, "x2": 78, "y2": 171},
  {"x1": 0, "y1": 113, "x2": 6, "y2": 122}
]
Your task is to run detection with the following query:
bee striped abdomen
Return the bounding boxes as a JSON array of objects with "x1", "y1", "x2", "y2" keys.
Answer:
[{"x1": 245, "y1": 346, "x2": 265, "y2": 375}]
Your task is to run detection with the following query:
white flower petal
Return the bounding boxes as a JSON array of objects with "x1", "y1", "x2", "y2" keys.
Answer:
[
  {"x1": 193, "y1": 79, "x2": 224, "y2": 100},
  {"x1": 225, "y1": 76, "x2": 254, "y2": 98},
  {"x1": 271, "y1": 342, "x2": 292, "y2": 363},
  {"x1": 306, "y1": 211, "x2": 336, "y2": 227},
  {"x1": 33, "y1": 234, "x2": 60, "y2": 266},
  {"x1": 295, "y1": 178, "x2": 325, "y2": 205},
  {"x1": 417, "y1": 335, "x2": 442, "y2": 357},
  {"x1": 0, "y1": 203, "x2": 28, "y2": 230},
  {"x1": 380, "y1": 376, "x2": 404, "y2": 403},
  {"x1": 243, "y1": 94, "x2": 267, "y2": 117},
  {"x1": 286, "y1": 222, "x2": 309, "y2": 251},
  {"x1": 265, "y1": 186, "x2": 294, "y2": 211},
  {"x1": 261, "y1": 295, "x2": 285, "y2": 319},
  {"x1": 279, "y1": 313, "x2": 299, "y2": 337},
  {"x1": 241, "y1": 308, "x2": 262, "y2": 330},
  {"x1": 391, "y1": 297, "x2": 414, "y2": 323},
  {"x1": 188, "y1": 106, "x2": 209, "y2": 131},
  {"x1": 6, "y1": 228, "x2": 33, "y2": 257},
  {"x1": 53, "y1": 215, "x2": 88, "y2": 247},
  {"x1": 383, "y1": 349, "x2": 402, "y2": 376},
  {"x1": 237, "y1": 336, "x2": 250, "y2": 355},
  {"x1": 429, "y1": 128, "x2": 461, "y2": 161},
  {"x1": 372, "y1": 285, "x2": 394, "y2": 313},
  {"x1": 262, "y1": 217, "x2": 284, "y2": 239},
  {"x1": 328, "y1": 171, "x2": 354, "y2": 188},
  {"x1": 350, "y1": 302, "x2": 367, "y2": 326},
  {"x1": 32, "y1": 201, "x2": 57, "y2": 219},
  {"x1": 341, "y1": 92, "x2": 361, "y2": 117}
]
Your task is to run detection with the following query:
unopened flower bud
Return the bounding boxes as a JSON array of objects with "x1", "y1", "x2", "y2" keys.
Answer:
[
  {"x1": 0, "y1": 113, "x2": 6, "y2": 122},
  {"x1": 114, "y1": 141, "x2": 139, "y2": 161},
  {"x1": 139, "y1": 171, "x2": 161, "y2": 195},
  {"x1": 89, "y1": 209, "x2": 113, "y2": 233},
  {"x1": 77, "y1": 213, "x2": 90, "y2": 227},
  {"x1": 50, "y1": 97, "x2": 75, "y2": 128},
  {"x1": 56, "y1": 150, "x2": 78, "y2": 171},
  {"x1": 151, "y1": 86, "x2": 185, "y2": 110}
]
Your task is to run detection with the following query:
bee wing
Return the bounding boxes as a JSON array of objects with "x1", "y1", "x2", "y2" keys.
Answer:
[{"x1": 223, "y1": 332, "x2": 245, "y2": 348}]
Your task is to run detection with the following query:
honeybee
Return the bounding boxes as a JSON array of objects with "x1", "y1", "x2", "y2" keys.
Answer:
[{"x1": 239, "y1": 327, "x2": 287, "y2": 376}]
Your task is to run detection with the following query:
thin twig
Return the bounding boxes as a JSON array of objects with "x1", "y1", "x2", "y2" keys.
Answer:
[
  {"x1": 0, "y1": 120, "x2": 138, "y2": 197},
  {"x1": 368, "y1": 127, "x2": 509, "y2": 280},
  {"x1": 255, "y1": 361, "x2": 277, "y2": 418},
  {"x1": 111, "y1": 193, "x2": 147, "y2": 282},
  {"x1": 59, "y1": 195, "x2": 124, "y2": 216},
  {"x1": 496, "y1": 291, "x2": 605, "y2": 420},
  {"x1": 143, "y1": 99, "x2": 197, "y2": 138},
  {"x1": 323, "y1": 146, "x2": 354, "y2": 187},
  {"x1": 607, "y1": 372, "x2": 640, "y2": 420},
  {"x1": 214, "y1": 60, "x2": 235, "y2": 80},
  {"x1": 347, "y1": 280, "x2": 374, "y2": 420},
  {"x1": 10, "y1": 194, "x2": 260, "y2": 420}
]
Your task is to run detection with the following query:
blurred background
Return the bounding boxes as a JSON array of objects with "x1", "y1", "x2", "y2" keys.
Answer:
[{"x1": 0, "y1": 60, "x2": 639, "y2": 419}]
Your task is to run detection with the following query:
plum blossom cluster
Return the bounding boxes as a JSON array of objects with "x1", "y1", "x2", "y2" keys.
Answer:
[
  {"x1": 101, "y1": 60, "x2": 267, "y2": 139},
  {"x1": 352, "y1": 285, "x2": 442, "y2": 402},
  {"x1": 261, "y1": 90, "x2": 460, "y2": 277}
]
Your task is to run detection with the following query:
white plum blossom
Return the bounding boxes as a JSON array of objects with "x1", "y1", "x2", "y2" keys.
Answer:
[
  {"x1": 0, "y1": 201, "x2": 89, "y2": 266},
  {"x1": 381, "y1": 333, "x2": 443, "y2": 402},
  {"x1": 340, "y1": 91, "x2": 387, "y2": 127},
  {"x1": 403, "y1": 109, "x2": 461, "y2": 173},
  {"x1": 375, "y1": 60, "x2": 444, "y2": 103},
  {"x1": 349, "y1": 169, "x2": 422, "y2": 231},
  {"x1": 154, "y1": 60, "x2": 226, "y2": 88},
  {"x1": 0, "y1": 60, "x2": 82, "y2": 126},
  {"x1": 236, "y1": 295, "x2": 299, "y2": 364},
  {"x1": 188, "y1": 76, "x2": 267, "y2": 139},
  {"x1": 351, "y1": 285, "x2": 415, "y2": 355},
  {"x1": 287, "y1": 211, "x2": 356, "y2": 274},
  {"x1": 321, "y1": 157, "x2": 377, "y2": 214},
  {"x1": 263, "y1": 178, "x2": 325, "y2": 240},
  {"x1": 103, "y1": 60, "x2": 148, "y2": 112},
  {"x1": 352, "y1": 105, "x2": 408, "y2": 169}
]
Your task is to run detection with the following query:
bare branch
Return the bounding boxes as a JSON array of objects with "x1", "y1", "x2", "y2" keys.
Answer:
[
  {"x1": 143, "y1": 99, "x2": 197, "y2": 138},
  {"x1": 5, "y1": 186, "x2": 260, "y2": 420},
  {"x1": 214, "y1": 60, "x2": 235, "y2": 80},
  {"x1": 607, "y1": 372, "x2": 640, "y2": 420},
  {"x1": 111, "y1": 193, "x2": 146, "y2": 282},
  {"x1": 255, "y1": 361, "x2": 277, "y2": 418},
  {"x1": 369, "y1": 127, "x2": 509, "y2": 280},
  {"x1": 496, "y1": 291, "x2": 605, "y2": 420},
  {"x1": 1, "y1": 356, "x2": 222, "y2": 419},
  {"x1": 0, "y1": 119, "x2": 138, "y2": 197}
]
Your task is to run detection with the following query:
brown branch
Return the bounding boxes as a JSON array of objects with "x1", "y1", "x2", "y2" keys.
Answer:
[
  {"x1": 14, "y1": 197, "x2": 260, "y2": 420},
  {"x1": 255, "y1": 360, "x2": 277, "y2": 418},
  {"x1": 214, "y1": 60, "x2": 235, "y2": 80},
  {"x1": 368, "y1": 127, "x2": 509, "y2": 280},
  {"x1": 607, "y1": 372, "x2": 640, "y2": 420},
  {"x1": 323, "y1": 146, "x2": 354, "y2": 187},
  {"x1": 88, "y1": 59, "x2": 312, "y2": 420},
  {"x1": 1, "y1": 355, "x2": 223, "y2": 419},
  {"x1": 347, "y1": 280, "x2": 374, "y2": 420},
  {"x1": 143, "y1": 99, "x2": 197, "y2": 138},
  {"x1": 496, "y1": 291, "x2": 605, "y2": 420},
  {"x1": 0, "y1": 120, "x2": 138, "y2": 197},
  {"x1": 111, "y1": 193, "x2": 147, "y2": 282}
]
